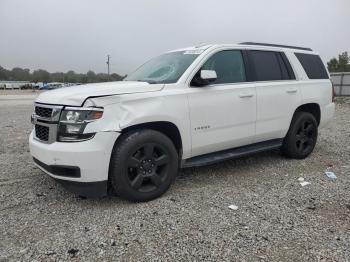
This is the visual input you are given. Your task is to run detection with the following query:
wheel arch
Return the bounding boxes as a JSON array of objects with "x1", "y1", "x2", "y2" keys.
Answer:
[
  {"x1": 294, "y1": 103, "x2": 321, "y2": 125},
  {"x1": 119, "y1": 121, "x2": 183, "y2": 157}
]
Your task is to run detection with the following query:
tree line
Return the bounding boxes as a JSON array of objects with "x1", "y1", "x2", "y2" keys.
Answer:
[
  {"x1": 1, "y1": 51, "x2": 349, "y2": 83},
  {"x1": 327, "y1": 51, "x2": 350, "y2": 72},
  {"x1": 0, "y1": 66, "x2": 123, "y2": 83}
]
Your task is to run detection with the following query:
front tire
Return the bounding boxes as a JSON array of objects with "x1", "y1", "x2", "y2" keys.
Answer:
[
  {"x1": 109, "y1": 129, "x2": 178, "y2": 202},
  {"x1": 281, "y1": 111, "x2": 318, "y2": 159}
]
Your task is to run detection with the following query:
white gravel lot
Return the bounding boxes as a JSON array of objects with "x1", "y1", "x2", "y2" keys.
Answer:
[{"x1": 0, "y1": 92, "x2": 349, "y2": 261}]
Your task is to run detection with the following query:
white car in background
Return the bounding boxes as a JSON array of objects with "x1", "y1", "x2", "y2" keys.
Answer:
[{"x1": 29, "y1": 42, "x2": 335, "y2": 201}]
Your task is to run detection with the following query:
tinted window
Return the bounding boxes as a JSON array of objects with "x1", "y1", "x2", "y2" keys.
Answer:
[
  {"x1": 249, "y1": 50, "x2": 294, "y2": 81},
  {"x1": 200, "y1": 50, "x2": 246, "y2": 84},
  {"x1": 295, "y1": 53, "x2": 328, "y2": 79}
]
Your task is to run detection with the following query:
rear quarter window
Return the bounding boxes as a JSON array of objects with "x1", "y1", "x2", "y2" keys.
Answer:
[{"x1": 295, "y1": 53, "x2": 329, "y2": 79}]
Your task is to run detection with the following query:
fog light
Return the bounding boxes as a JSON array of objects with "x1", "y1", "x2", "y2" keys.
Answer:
[{"x1": 66, "y1": 124, "x2": 82, "y2": 134}]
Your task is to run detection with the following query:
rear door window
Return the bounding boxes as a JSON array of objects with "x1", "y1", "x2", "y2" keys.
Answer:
[
  {"x1": 295, "y1": 53, "x2": 329, "y2": 79},
  {"x1": 248, "y1": 50, "x2": 295, "y2": 81}
]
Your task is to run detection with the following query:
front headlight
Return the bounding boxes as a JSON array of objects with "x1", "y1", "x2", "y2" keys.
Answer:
[{"x1": 57, "y1": 107, "x2": 103, "y2": 142}]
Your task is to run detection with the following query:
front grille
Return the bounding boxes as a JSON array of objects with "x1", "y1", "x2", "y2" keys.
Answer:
[
  {"x1": 32, "y1": 104, "x2": 63, "y2": 144},
  {"x1": 35, "y1": 106, "x2": 53, "y2": 118},
  {"x1": 35, "y1": 125, "x2": 49, "y2": 141}
]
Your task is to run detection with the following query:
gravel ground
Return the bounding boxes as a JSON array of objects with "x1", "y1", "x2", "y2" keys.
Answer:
[
  {"x1": 0, "y1": 90, "x2": 41, "y2": 95},
  {"x1": 0, "y1": 95, "x2": 349, "y2": 261}
]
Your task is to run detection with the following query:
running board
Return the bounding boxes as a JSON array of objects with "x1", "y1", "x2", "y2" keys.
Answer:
[{"x1": 182, "y1": 139, "x2": 283, "y2": 168}]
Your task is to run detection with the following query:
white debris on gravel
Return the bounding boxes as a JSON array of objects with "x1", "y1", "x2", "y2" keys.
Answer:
[
  {"x1": 300, "y1": 181, "x2": 311, "y2": 187},
  {"x1": 228, "y1": 204, "x2": 239, "y2": 210},
  {"x1": 325, "y1": 171, "x2": 337, "y2": 180}
]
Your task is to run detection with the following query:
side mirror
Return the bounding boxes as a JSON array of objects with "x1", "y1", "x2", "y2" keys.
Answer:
[
  {"x1": 200, "y1": 70, "x2": 217, "y2": 81},
  {"x1": 191, "y1": 70, "x2": 217, "y2": 87}
]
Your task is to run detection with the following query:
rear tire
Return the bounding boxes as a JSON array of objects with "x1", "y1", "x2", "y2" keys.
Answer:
[
  {"x1": 281, "y1": 111, "x2": 318, "y2": 159},
  {"x1": 109, "y1": 129, "x2": 178, "y2": 202}
]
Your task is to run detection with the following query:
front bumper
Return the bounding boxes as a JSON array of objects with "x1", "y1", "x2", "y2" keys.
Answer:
[
  {"x1": 54, "y1": 178, "x2": 108, "y2": 198},
  {"x1": 29, "y1": 131, "x2": 120, "y2": 197}
]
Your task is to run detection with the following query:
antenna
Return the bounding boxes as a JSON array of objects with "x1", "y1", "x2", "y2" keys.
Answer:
[{"x1": 106, "y1": 55, "x2": 110, "y2": 80}]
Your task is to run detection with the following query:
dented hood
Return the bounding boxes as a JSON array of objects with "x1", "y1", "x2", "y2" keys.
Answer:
[{"x1": 35, "y1": 81, "x2": 164, "y2": 106}]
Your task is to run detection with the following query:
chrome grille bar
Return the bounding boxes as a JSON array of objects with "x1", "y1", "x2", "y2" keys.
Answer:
[{"x1": 32, "y1": 103, "x2": 63, "y2": 144}]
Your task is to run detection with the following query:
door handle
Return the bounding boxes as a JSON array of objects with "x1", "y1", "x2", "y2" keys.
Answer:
[
  {"x1": 286, "y1": 88, "x2": 297, "y2": 93},
  {"x1": 239, "y1": 93, "x2": 254, "y2": 98}
]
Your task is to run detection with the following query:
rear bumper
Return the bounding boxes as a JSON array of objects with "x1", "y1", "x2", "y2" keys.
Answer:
[{"x1": 320, "y1": 102, "x2": 335, "y2": 128}]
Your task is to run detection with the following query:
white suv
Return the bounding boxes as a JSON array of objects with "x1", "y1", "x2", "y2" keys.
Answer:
[{"x1": 29, "y1": 43, "x2": 335, "y2": 201}]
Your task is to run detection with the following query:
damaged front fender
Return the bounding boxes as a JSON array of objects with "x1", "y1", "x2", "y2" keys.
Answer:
[{"x1": 81, "y1": 90, "x2": 191, "y2": 159}]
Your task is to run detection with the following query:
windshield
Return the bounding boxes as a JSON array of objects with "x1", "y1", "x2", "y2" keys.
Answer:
[{"x1": 124, "y1": 51, "x2": 200, "y2": 84}]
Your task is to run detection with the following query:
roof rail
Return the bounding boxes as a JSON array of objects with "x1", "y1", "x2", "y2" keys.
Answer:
[{"x1": 240, "y1": 42, "x2": 312, "y2": 51}]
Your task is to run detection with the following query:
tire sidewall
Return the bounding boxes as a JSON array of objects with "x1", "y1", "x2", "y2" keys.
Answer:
[
  {"x1": 110, "y1": 130, "x2": 178, "y2": 202},
  {"x1": 283, "y1": 112, "x2": 318, "y2": 158}
]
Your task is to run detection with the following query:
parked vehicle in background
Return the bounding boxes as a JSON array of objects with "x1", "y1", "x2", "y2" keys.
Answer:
[
  {"x1": 32, "y1": 82, "x2": 45, "y2": 89},
  {"x1": 32, "y1": 82, "x2": 78, "y2": 90},
  {"x1": 5, "y1": 84, "x2": 15, "y2": 89},
  {"x1": 39, "y1": 82, "x2": 64, "y2": 90},
  {"x1": 0, "y1": 81, "x2": 31, "y2": 89},
  {"x1": 29, "y1": 43, "x2": 335, "y2": 202}
]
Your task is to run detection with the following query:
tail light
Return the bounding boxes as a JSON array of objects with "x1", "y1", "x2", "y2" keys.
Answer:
[{"x1": 332, "y1": 83, "x2": 335, "y2": 102}]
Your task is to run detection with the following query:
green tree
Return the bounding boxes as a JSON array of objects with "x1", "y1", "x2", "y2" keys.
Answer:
[
  {"x1": 76, "y1": 73, "x2": 87, "y2": 83},
  {"x1": 0, "y1": 66, "x2": 9, "y2": 80},
  {"x1": 0, "y1": 65, "x2": 123, "y2": 83},
  {"x1": 32, "y1": 69, "x2": 50, "y2": 82},
  {"x1": 96, "y1": 73, "x2": 110, "y2": 82},
  {"x1": 50, "y1": 72, "x2": 65, "y2": 82},
  {"x1": 65, "y1": 70, "x2": 77, "y2": 83},
  {"x1": 338, "y1": 52, "x2": 349, "y2": 72},
  {"x1": 327, "y1": 51, "x2": 350, "y2": 72},
  {"x1": 327, "y1": 58, "x2": 339, "y2": 72},
  {"x1": 11, "y1": 67, "x2": 30, "y2": 81},
  {"x1": 86, "y1": 70, "x2": 96, "y2": 82}
]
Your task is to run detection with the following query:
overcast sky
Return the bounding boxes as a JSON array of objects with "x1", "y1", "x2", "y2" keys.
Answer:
[{"x1": 0, "y1": 0, "x2": 349, "y2": 75}]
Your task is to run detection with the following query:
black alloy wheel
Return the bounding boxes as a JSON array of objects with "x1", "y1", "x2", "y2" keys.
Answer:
[
  {"x1": 281, "y1": 111, "x2": 318, "y2": 159},
  {"x1": 126, "y1": 143, "x2": 170, "y2": 193},
  {"x1": 294, "y1": 119, "x2": 316, "y2": 155},
  {"x1": 109, "y1": 129, "x2": 178, "y2": 202}
]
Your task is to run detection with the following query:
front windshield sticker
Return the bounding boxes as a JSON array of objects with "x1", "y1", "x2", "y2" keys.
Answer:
[{"x1": 184, "y1": 49, "x2": 205, "y2": 55}]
